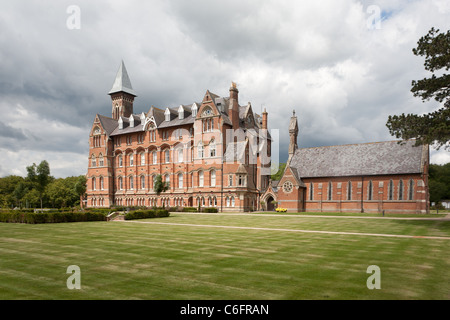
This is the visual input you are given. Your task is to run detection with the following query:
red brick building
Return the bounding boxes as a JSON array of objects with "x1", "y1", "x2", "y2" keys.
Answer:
[
  {"x1": 261, "y1": 112, "x2": 430, "y2": 214},
  {"x1": 86, "y1": 61, "x2": 271, "y2": 211}
]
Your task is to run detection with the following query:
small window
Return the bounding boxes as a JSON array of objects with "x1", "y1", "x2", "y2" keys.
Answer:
[
  {"x1": 178, "y1": 148, "x2": 183, "y2": 163},
  {"x1": 129, "y1": 154, "x2": 134, "y2": 166},
  {"x1": 119, "y1": 177, "x2": 123, "y2": 190},
  {"x1": 98, "y1": 154, "x2": 104, "y2": 167},
  {"x1": 140, "y1": 153, "x2": 145, "y2": 166},
  {"x1": 327, "y1": 182, "x2": 332, "y2": 200},
  {"x1": 388, "y1": 180, "x2": 394, "y2": 200},
  {"x1": 152, "y1": 151, "x2": 157, "y2": 164},
  {"x1": 141, "y1": 176, "x2": 145, "y2": 190},
  {"x1": 118, "y1": 155, "x2": 123, "y2": 167},
  {"x1": 210, "y1": 140, "x2": 216, "y2": 157},
  {"x1": 309, "y1": 182, "x2": 314, "y2": 200},
  {"x1": 165, "y1": 150, "x2": 170, "y2": 163},
  {"x1": 129, "y1": 176, "x2": 134, "y2": 190},
  {"x1": 199, "y1": 171, "x2": 204, "y2": 187},
  {"x1": 178, "y1": 173, "x2": 183, "y2": 188},
  {"x1": 399, "y1": 180, "x2": 404, "y2": 200},
  {"x1": 408, "y1": 179, "x2": 414, "y2": 200},
  {"x1": 368, "y1": 181, "x2": 373, "y2": 200},
  {"x1": 92, "y1": 177, "x2": 96, "y2": 191},
  {"x1": 198, "y1": 142, "x2": 204, "y2": 159},
  {"x1": 347, "y1": 181, "x2": 352, "y2": 200}
]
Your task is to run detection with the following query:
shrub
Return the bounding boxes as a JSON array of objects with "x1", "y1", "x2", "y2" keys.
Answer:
[
  {"x1": 202, "y1": 207, "x2": 218, "y2": 213},
  {"x1": 182, "y1": 207, "x2": 198, "y2": 212},
  {"x1": 276, "y1": 208, "x2": 287, "y2": 213},
  {"x1": 0, "y1": 211, "x2": 107, "y2": 224},
  {"x1": 124, "y1": 209, "x2": 170, "y2": 220}
]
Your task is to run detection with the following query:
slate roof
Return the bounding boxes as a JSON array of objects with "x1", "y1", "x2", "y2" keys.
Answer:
[
  {"x1": 289, "y1": 140, "x2": 428, "y2": 178},
  {"x1": 97, "y1": 115, "x2": 118, "y2": 136},
  {"x1": 108, "y1": 61, "x2": 136, "y2": 96}
]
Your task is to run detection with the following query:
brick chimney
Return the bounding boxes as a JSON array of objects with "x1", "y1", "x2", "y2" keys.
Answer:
[
  {"x1": 262, "y1": 108, "x2": 268, "y2": 130},
  {"x1": 229, "y1": 82, "x2": 239, "y2": 129}
]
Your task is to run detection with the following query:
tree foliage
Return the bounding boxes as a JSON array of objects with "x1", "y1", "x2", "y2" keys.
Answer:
[
  {"x1": 153, "y1": 174, "x2": 169, "y2": 196},
  {"x1": 429, "y1": 163, "x2": 450, "y2": 204},
  {"x1": 386, "y1": 28, "x2": 450, "y2": 150}
]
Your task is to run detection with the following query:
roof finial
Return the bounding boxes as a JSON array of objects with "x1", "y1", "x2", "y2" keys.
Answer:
[{"x1": 293, "y1": 110, "x2": 296, "y2": 116}]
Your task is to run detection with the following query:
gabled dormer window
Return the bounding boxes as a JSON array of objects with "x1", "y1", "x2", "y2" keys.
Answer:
[
  {"x1": 129, "y1": 115, "x2": 135, "y2": 128},
  {"x1": 192, "y1": 103, "x2": 198, "y2": 117},
  {"x1": 118, "y1": 117, "x2": 123, "y2": 130},
  {"x1": 165, "y1": 108, "x2": 171, "y2": 122},
  {"x1": 178, "y1": 105, "x2": 184, "y2": 120}
]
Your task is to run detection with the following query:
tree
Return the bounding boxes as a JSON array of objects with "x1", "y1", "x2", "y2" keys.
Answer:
[
  {"x1": 386, "y1": 28, "x2": 450, "y2": 150},
  {"x1": 271, "y1": 163, "x2": 286, "y2": 181},
  {"x1": 153, "y1": 175, "x2": 169, "y2": 207},
  {"x1": 74, "y1": 175, "x2": 87, "y2": 208},
  {"x1": 26, "y1": 160, "x2": 51, "y2": 209}
]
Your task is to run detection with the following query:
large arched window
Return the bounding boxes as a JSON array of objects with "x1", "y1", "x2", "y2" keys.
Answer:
[
  {"x1": 91, "y1": 154, "x2": 97, "y2": 167},
  {"x1": 118, "y1": 176, "x2": 123, "y2": 190},
  {"x1": 309, "y1": 182, "x2": 314, "y2": 200},
  {"x1": 152, "y1": 151, "x2": 157, "y2": 164},
  {"x1": 100, "y1": 177, "x2": 104, "y2": 190},
  {"x1": 92, "y1": 177, "x2": 96, "y2": 190},
  {"x1": 118, "y1": 155, "x2": 123, "y2": 167}
]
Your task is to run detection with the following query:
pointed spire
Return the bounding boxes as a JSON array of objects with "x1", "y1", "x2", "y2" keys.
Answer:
[{"x1": 108, "y1": 60, "x2": 136, "y2": 96}]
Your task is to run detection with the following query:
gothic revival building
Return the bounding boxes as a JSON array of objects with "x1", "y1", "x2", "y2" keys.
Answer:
[
  {"x1": 86, "y1": 61, "x2": 271, "y2": 211},
  {"x1": 261, "y1": 112, "x2": 430, "y2": 214}
]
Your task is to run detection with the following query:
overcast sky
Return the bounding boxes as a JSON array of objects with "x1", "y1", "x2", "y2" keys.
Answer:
[{"x1": 0, "y1": 0, "x2": 449, "y2": 178}]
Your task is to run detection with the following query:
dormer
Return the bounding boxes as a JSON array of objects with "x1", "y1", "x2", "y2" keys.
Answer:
[
  {"x1": 140, "y1": 112, "x2": 146, "y2": 123},
  {"x1": 192, "y1": 103, "x2": 198, "y2": 117},
  {"x1": 178, "y1": 105, "x2": 185, "y2": 120},
  {"x1": 118, "y1": 117, "x2": 124, "y2": 130},
  {"x1": 129, "y1": 115, "x2": 135, "y2": 128},
  {"x1": 164, "y1": 108, "x2": 171, "y2": 122}
]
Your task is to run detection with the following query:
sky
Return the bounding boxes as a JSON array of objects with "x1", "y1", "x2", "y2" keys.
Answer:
[{"x1": 0, "y1": 0, "x2": 449, "y2": 178}]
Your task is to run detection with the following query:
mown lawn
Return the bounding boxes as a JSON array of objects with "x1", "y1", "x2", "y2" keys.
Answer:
[{"x1": 0, "y1": 213, "x2": 449, "y2": 300}]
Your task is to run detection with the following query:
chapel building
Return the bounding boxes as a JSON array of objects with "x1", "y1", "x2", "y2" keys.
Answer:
[{"x1": 261, "y1": 112, "x2": 430, "y2": 214}]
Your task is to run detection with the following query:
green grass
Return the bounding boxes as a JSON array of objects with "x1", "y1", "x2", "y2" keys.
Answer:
[{"x1": 0, "y1": 213, "x2": 449, "y2": 300}]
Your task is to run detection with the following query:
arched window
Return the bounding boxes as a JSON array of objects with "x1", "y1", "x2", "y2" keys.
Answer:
[
  {"x1": 347, "y1": 181, "x2": 352, "y2": 200},
  {"x1": 226, "y1": 196, "x2": 230, "y2": 207},
  {"x1": 199, "y1": 171, "x2": 204, "y2": 187},
  {"x1": 231, "y1": 196, "x2": 235, "y2": 207},
  {"x1": 98, "y1": 154, "x2": 104, "y2": 167},
  {"x1": 152, "y1": 151, "x2": 157, "y2": 164},
  {"x1": 164, "y1": 149, "x2": 170, "y2": 163},
  {"x1": 129, "y1": 176, "x2": 134, "y2": 190},
  {"x1": 210, "y1": 140, "x2": 216, "y2": 157},
  {"x1": 309, "y1": 182, "x2": 314, "y2": 200},
  {"x1": 141, "y1": 176, "x2": 145, "y2": 190},
  {"x1": 92, "y1": 177, "x2": 96, "y2": 190},
  {"x1": 368, "y1": 181, "x2": 373, "y2": 200},
  {"x1": 388, "y1": 180, "x2": 394, "y2": 200},
  {"x1": 210, "y1": 170, "x2": 216, "y2": 187},
  {"x1": 398, "y1": 179, "x2": 404, "y2": 200},
  {"x1": 178, "y1": 173, "x2": 183, "y2": 188},
  {"x1": 129, "y1": 154, "x2": 134, "y2": 166},
  {"x1": 191, "y1": 172, "x2": 194, "y2": 188},
  {"x1": 119, "y1": 177, "x2": 123, "y2": 190},
  {"x1": 408, "y1": 179, "x2": 414, "y2": 200},
  {"x1": 198, "y1": 142, "x2": 204, "y2": 159},
  {"x1": 178, "y1": 148, "x2": 183, "y2": 163},
  {"x1": 165, "y1": 174, "x2": 170, "y2": 185},
  {"x1": 327, "y1": 182, "x2": 332, "y2": 200},
  {"x1": 91, "y1": 155, "x2": 97, "y2": 167},
  {"x1": 140, "y1": 153, "x2": 145, "y2": 165},
  {"x1": 100, "y1": 177, "x2": 104, "y2": 190},
  {"x1": 118, "y1": 155, "x2": 123, "y2": 167}
]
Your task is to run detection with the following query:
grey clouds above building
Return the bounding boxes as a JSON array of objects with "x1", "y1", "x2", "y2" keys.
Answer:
[{"x1": 0, "y1": 0, "x2": 449, "y2": 177}]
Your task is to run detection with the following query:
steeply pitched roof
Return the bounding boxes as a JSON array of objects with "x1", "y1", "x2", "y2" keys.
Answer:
[
  {"x1": 289, "y1": 140, "x2": 428, "y2": 178},
  {"x1": 97, "y1": 115, "x2": 118, "y2": 136},
  {"x1": 108, "y1": 60, "x2": 136, "y2": 96}
]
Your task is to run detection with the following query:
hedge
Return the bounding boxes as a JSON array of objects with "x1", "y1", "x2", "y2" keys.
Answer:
[
  {"x1": 124, "y1": 209, "x2": 170, "y2": 220},
  {"x1": 0, "y1": 211, "x2": 106, "y2": 224}
]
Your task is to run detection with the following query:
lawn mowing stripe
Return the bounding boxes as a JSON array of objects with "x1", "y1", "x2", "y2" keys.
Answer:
[{"x1": 117, "y1": 220, "x2": 450, "y2": 240}]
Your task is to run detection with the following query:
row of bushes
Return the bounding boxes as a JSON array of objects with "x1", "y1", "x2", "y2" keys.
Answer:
[
  {"x1": 124, "y1": 209, "x2": 170, "y2": 220},
  {"x1": 166, "y1": 206, "x2": 218, "y2": 213},
  {"x1": 0, "y1": 211, "x2": 106, "y2": 224}
]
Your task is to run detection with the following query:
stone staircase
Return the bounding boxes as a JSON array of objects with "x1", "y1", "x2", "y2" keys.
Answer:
[{"x1": 106, "y1": 211, "x2": 125, "y2": 221}]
